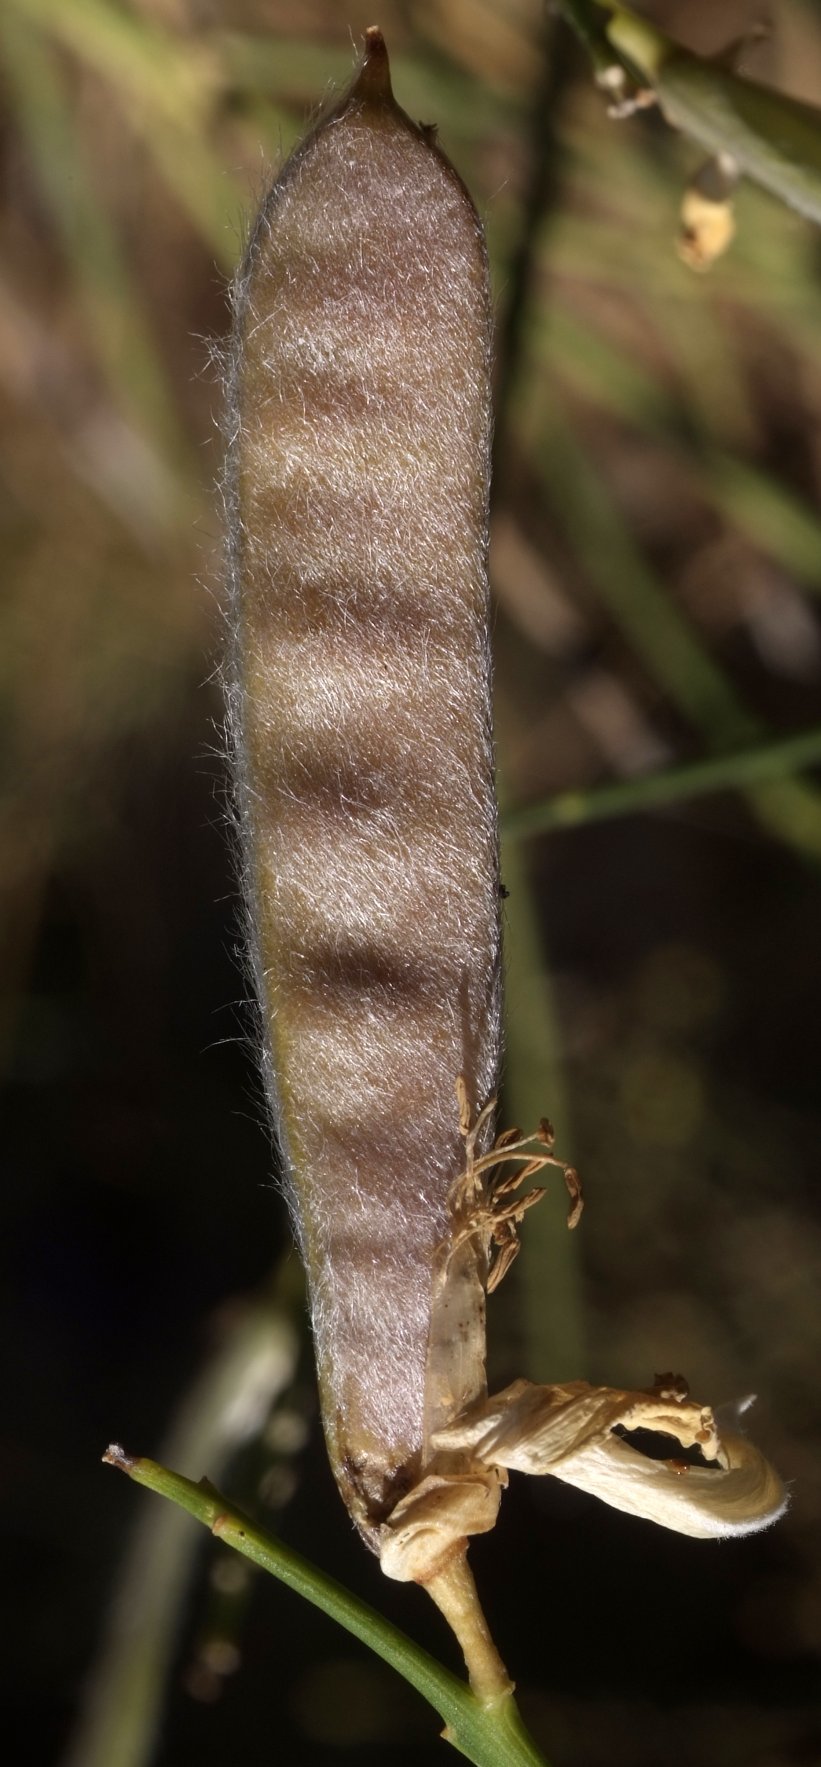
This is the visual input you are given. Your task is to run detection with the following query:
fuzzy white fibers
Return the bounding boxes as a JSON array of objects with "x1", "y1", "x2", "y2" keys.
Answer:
[{"x1": 226, "y1": 48, "x2": 500, "y2": 1540}]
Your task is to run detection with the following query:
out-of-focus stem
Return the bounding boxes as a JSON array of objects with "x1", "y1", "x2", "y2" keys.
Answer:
[
  {"x1": 535, "y1": 410, "x2": 821, "y2": 866},
  {"x1": 557, "y1": 0, "x2": 821, "y2": 226},
  {"x1": 63, "y1": 1300, "x2": 298, "y2": 1767},
  {"x1": 552, "y1": 0, "x2": 615, "y2": 74},
  {"x1": 502, "y1": 726, "x2": 821, "y2": 840},
  {"x1": 498, "y1": 804, "x2": 586, "y2": 1382}
]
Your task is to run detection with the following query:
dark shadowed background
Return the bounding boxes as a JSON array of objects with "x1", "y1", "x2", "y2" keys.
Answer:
[{"x1": 2, "y1": 2, "x2": 821, "y2": 1763}]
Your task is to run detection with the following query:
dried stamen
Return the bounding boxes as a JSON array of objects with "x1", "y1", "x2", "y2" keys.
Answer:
[{"x1": 450, "y1": 1077, "x2": 583, "y2": 1291}]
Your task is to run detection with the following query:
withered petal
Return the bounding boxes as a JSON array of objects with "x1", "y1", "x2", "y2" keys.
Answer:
[{"x1": 431, "y1": 1378, "x2": 787, "y2": 1539}]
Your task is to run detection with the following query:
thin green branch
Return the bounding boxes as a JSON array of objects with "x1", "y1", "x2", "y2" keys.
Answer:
[
  {"x1": 557, "y1": 0, "x2": 821, "y2": 226},
  {"x1": 532, "y1": 410, "x2": 821, "y2": 863},
  {"x1": 503, "y1": 726, "x2": 821, "y2": 841},
  {"x1": 492, "y1": 10, "x2": 574, "y2": 482},
  {"x1": 553, "y1": 0, "x2": 615, "y2": 75},
  {"x1": 102, "y1": 1447, "x2": 550, "y2": 1767},
  {"x1": 498, "y1": 778, "x2": 585, "y2": 1381}
]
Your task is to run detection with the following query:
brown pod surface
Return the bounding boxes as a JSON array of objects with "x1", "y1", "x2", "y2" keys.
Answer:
[{"x1": 227, "y1": 30, "x2": 499, "y2": 1546}]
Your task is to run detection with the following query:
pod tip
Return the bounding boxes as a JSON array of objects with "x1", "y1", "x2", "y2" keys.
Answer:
[{"x1": 355, "y1": 26, "x2": 393, "y2": 104}]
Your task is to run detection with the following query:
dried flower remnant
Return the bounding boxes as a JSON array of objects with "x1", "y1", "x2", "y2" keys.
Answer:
[
  {"x1": 678, "y1": 153, "x2": 739, "y2": 271},
  {"x1": 228, "y1": 27, "x2": 787, "y2": 1708},
  {"x1": 447, "y1": 1076, "x2": 583, "y2": 1296},
  {"x1": 432, "y1": 1370, "x2": 787, "y2": 1540}
]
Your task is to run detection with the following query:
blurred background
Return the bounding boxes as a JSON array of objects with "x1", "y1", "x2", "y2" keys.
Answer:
[{"x1": 2, "y1": 1, "x2": 821, "y2": 1763}]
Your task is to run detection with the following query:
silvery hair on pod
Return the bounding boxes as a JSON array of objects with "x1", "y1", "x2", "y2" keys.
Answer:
[{"x1": 225, "y1": 28, "x2": 500, "y2": 1549}]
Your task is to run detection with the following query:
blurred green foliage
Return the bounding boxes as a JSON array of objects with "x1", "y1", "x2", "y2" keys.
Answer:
[{"x1": 3, "y1": 4, "x2": 821, "y2": 1765}]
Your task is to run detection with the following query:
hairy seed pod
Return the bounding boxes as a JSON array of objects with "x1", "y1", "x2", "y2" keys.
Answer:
[
  {"x1": 227, "y1": 31, "x2": 501, "y2": 1562},
  {"x1": 225, "y1": 32, "x2": 786, "y2": 1710}
]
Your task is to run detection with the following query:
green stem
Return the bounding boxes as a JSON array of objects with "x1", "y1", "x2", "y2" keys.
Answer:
[
  {"x1": 503, "y1": 726, "x2": 821, "y2": 841},
  {"x1": 491, "y1": 9, "x2": 573, "y2": 480},
  {"x1": 103, "y1": 1447, "x2": 550, "y2": 1767},
  {"x1": 498, "y1": 794, "x2": 586, "y2": 1381},
  {"x1": 533, "y1": 410, "x2": 821, "y2": 864},
  {"x1": 552, "y1": 0, "x2": 615, "y2": 75},
  {"x1": 557, "y1": 0, "x2": 821, "y2": 227}
]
